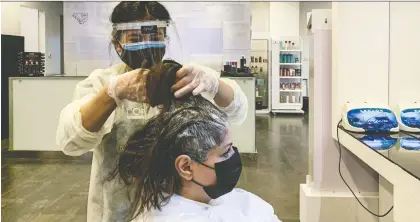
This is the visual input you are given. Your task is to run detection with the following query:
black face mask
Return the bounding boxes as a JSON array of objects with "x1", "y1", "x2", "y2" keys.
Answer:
[
  {"x1": 118, "y1": 47, "x2": 166, "y2": 69},
  {"x1": 193, "y1": 146, "x2": 242, "y2": 199}
]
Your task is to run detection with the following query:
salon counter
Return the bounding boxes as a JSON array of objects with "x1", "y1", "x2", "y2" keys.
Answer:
[
  {"x1": 9, "y1": 76, "x2": 256, "y2": 153},
  {"x1": 221, "y1": 77, "x2": 256, "y2": 153},
  {"x1": 337, "y1": 128, "x2": 420, "y2": 222},
  {"x1": 8, "y1": 76, "x2": 86, "y2": 152}
]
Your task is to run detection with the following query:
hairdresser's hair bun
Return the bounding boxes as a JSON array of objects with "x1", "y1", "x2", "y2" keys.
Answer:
[{"x1": 146, "y1": 60, "x2": 182, "y2": 108}]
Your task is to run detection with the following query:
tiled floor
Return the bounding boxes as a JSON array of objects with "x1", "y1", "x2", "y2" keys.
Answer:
[{"x1": 1, "y1": 115, "x2": 308, "y2": 222}]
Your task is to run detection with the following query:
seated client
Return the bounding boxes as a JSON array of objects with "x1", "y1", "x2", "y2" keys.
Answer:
[{"x1": 110, "y1": 60, "x2": 281, "y2": 222}]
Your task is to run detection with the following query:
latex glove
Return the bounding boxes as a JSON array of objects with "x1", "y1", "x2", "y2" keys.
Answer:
[
  {"x1": 172, "y1": 63, "x2": 219, "y2": 98},
  {"x1": 107, "y1": 68, "x2": 149, "y2": 105}
]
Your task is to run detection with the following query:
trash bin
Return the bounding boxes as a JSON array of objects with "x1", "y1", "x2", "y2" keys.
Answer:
[{"x1": 302, "y1": 96, "x2": 309, "y2": 113}]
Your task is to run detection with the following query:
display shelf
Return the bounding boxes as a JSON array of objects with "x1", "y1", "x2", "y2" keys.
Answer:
[
  {"x1": 271, "y1": 37, "x2": 304, "y2": 114},
  {"x1": 251, "y1": 37, "x2": 271, "y2": 114},
  {"x1": 280, "y1": 63, "x2": 302, "y2": 65},
  {"x1": 279, "y1": 103, "x2": 303, "y2": 106},
  {"x1": 279, "y1": 76, "x2": 302, "y2": 79},
  {"x1": 272, "y1": 109, "x2": 305, "y2": 114},
  {"x1": 280, "y1": 49, "x2": 302, "y2": 52},
  {"x1": 256, "y1": 110, "x2": 271, "y2": 114},
  {"x1": 280, "y1": 89, "x2": 302, "y2": 92}
]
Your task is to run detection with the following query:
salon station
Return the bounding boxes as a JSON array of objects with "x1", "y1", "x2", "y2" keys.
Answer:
[{"x1": 2, "y1": 2, "x2": 420, "y2": 222}]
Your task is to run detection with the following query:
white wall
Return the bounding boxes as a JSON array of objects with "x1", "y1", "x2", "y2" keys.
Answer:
[
  {"x1": 251, "y1": 2, "x2": 332, "y2": 37},
  {"x1": 63, "y1": 2, "x2": 251, "y2": 76},
  {"x1": 389, "y1": 2, "x2": 420, "y2": 105},
  {"x1": 1, "y1": 2, "x2": 63, "y2": 75},
  {"x1": 270, "y1": 2, "x2": 300, "y2": 38},
  {"x1": 251, "y1": 2, "x2": 270, "y2": 33},
  {"x1": 332, "y1": 2, "x2": 390, "y2": 137}
]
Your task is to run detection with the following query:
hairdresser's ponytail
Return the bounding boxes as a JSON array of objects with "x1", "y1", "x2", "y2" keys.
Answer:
[{"x1": 146, "y1": 60, "x2": 182, "y2": 109}]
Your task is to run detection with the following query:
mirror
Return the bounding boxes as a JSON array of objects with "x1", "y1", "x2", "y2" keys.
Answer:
[{"x1": 389, "y1": 2, "x2": 420, "y2": 134}]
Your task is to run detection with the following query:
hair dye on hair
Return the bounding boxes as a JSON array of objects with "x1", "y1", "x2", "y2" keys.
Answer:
[{"x1": 108, "y1": 59, "x2": 228, "y2": 221}]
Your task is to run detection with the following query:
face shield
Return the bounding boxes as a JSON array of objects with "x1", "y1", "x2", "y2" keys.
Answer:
[{"x1": 112, "y1": 20, "x2": 183, "y2": 69}]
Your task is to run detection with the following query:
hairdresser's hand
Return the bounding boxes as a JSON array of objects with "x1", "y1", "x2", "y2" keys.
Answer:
[
  {"x1": 107, "y1": 68, "x2": 149, "y2": 105},
  {"x1": 172, "y1": 63, "x2": 219, "y2": 98}
]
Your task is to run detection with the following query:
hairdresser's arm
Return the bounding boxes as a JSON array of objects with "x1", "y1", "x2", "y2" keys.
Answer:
[
  {"x1": 79, "y1": 84, "x2": 116, "y2": 132},
  {"x1": 216, "y1": 77, "x2": 248, "y2": 125},
  {"x1": 56, "y1": 69, "x2": 116, "y2": 156},
  {"x1": 213, "y1": 80, "x2": 234, "y2": 107}
]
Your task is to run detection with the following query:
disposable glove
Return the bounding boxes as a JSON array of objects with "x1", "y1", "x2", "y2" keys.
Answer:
[
  {"x1": 172, "y1": 63, "x2": 219, "y2": 98},
  {"x1": 107, "y1": 68, "x2": 149, "y2": 105}
]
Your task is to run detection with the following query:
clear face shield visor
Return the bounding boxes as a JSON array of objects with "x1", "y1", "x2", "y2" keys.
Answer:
[{"x1": 112, "y1": 20, "x2": 183, "y2": 69}]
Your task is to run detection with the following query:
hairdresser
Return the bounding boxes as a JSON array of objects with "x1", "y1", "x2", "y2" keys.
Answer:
[{"x1": 56, "y1": 1, "x2": 247, "y2": 221}]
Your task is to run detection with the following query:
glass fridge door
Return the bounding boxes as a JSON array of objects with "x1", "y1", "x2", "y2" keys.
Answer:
[{"x1": 251, "y1": 39, "x2": 270, "y2": 112}]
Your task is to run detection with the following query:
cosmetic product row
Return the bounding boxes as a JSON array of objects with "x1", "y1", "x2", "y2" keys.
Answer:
[
  {"x1": 280, "y1": 68, "x2": 301, "y2": 77},
  {"x1": 251, "y1": 66, "x2": 264, "y2": 73},
  {"x1": 223, "y1": 56, "x2": 248, "y2": 74},
  {"x1": 280, "y1": 54, "x2": 300, "y2": 63},
  {"x1": 280, "y1": 41, "x2": 298, "y2": 50},
  {"x1": 280, "y1": 95, "x2": 300, "y2": 104},
  {"x1": 280, "y1": 83, "x2": 301, "y2": 90},
  {"x1": 223, "y1": 61, "x2": 238, "y2": 73},
  {"x1": 255, "y1": 88, "x2": 267, "y2": 98},
  {"x1": 251, "y1": 56, "x2": 268, "y2": 63}
]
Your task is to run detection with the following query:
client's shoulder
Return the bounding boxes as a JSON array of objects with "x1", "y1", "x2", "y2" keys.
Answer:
[{"x1": 226, "y1": 188, "x2": 274, "y2": 209}]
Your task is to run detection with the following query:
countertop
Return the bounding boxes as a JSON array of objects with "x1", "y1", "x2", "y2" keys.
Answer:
[
  {"x1": 341, "y1": 126, "x2": 420, "y2": 181},
  {"x1": 9, "y1": 76, "x2": 87, "y2": 80},
  {"x1": 221, "y1": 76, "x2": 255, "y2": 80},
  {"x1": 11, "y1": 76, "x2": 256, "y2": 80}
]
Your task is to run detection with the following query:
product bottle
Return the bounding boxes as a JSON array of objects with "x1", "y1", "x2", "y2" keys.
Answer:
[
  {"x1": 256, "y1": 87, "x2": 259, "y2": 97},
  {"x1": 251, "y1": 56, "x2": 254, "y2": 63},
  {"x1": 260, "y1": 67, "x2": 263, "y2": 73},
  {"x1": 259, "y1": 57, "x2": 262, "y2": 63},
  {"x1": 292, "y1": 42, "x2": 295, "y2": 50},
  {"x1": 35, "y1": 61, "x2": 39, "y2": 76},
  {"x1": 255, "y1": 66, "x2": 258, "y2": 73},
  {"x1": 240, "y1": 56, "x2": 246, "y2": 69}
]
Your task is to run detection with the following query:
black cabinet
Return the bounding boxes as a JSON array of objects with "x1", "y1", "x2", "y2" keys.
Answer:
[{"x1": 1, "y1": 35, "x2": 24, "y2": 140}]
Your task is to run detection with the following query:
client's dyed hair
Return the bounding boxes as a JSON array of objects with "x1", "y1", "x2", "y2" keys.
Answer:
[{"x1": 109, "y1": 60, "x2": 228, "y2": 221}]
